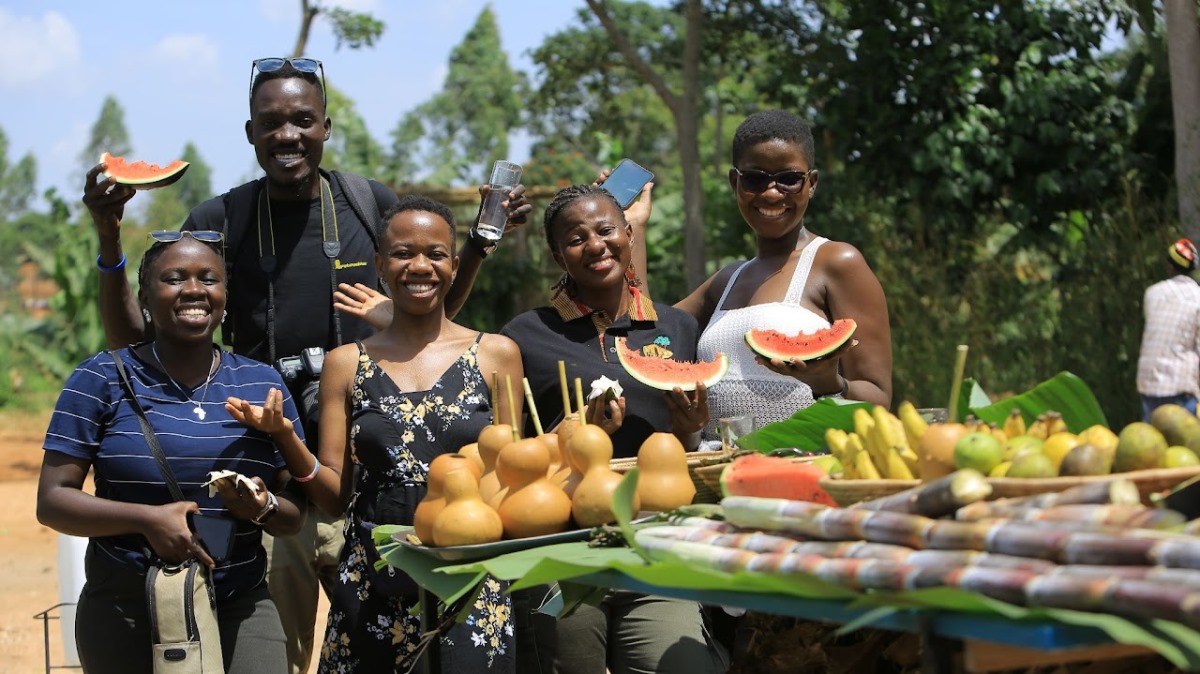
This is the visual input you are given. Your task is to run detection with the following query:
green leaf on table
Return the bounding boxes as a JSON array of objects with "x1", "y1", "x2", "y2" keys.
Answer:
[
  {"x1": 740, "y1": 398, "x2": 871, "y2": 453},
  {"x1": 962, "y1": 371, "x2": 1108, "y2": 432},
  {"x1": 373, "y1": 524, "x2": 485, "y2": 604},
  {"x1": 612, "y1": 468, "x2": 648, "y2": 560}
]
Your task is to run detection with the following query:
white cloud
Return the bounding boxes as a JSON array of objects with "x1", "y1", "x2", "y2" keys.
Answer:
[
  {"x1": 0, "y1": 8, "x2": 82, "y2": 89},
  {"x1": 150, "y1": 33, "x2": 220, "y2": 78}
]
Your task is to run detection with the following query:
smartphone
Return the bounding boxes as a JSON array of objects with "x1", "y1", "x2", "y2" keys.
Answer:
[
  {"x1": 189, "y1": 512, "x2": 236, "y2": 563},
  {"x1": 601, "y1": 159, "x2": 654, "y2": 209}
]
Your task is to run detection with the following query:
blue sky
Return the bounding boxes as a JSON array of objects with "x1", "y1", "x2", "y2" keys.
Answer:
[{"x1": 0, "y1": 1, "x2": 620, "y2": 209}]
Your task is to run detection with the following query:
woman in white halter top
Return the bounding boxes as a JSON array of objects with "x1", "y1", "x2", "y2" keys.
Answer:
[{"x1": 635, "y1": 110, "x2": 893, "y2": 434}]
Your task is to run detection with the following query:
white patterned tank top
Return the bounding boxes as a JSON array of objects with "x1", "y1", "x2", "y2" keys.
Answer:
[{"x1": 697, "y1": 236, "x2": 830, "y2": 434}]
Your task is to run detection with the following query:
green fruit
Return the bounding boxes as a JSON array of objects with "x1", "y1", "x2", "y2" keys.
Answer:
[
  {"x1": 1058, "y1": 443, "x2": 1108, "y2": 476},
  {"x1": 812, "y1": 455, "x2": 843, "y2": 475},
  {"x1": 1149, "y1": 404, "x2": 1200, "y2": 446},
  {"x1": 954, "y1": 431, "x2": 1004, "y2": 474},
  {"x1": 1164, "y1": 446, "x2": 1200, "y2": 468},
  {"x1": 1002, "y1": 435, "x2": 1044, "y2": 462},
  {"x1": 1113, "y1": 422, "x2": 1168, "y2": 473},
  {"x1": 1007, "y1": 452, "x2": 1057, "y2": 479}
]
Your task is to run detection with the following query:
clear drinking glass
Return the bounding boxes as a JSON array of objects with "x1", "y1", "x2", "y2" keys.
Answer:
[
  {"x1": 474, "y1": 160, "x2": 523, "y2": 241},
  {"x1": 718, "y1": 415, "x2": 758, "y2": 455}
]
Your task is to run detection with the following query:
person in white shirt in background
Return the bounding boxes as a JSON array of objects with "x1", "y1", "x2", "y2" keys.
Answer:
[{"x1": 1137, "y1": 238, "x2": 1200, "y2": 421}]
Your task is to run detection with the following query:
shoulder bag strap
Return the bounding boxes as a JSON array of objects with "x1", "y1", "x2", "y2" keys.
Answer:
[{"x1": 110, "y1": 350, "x2": 186, "y2": 503}]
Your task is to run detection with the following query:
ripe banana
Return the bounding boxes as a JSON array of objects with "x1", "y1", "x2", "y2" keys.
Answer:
[
  {"x1": 1003, "y1": 408, "x2": 1027, "y2": 438},
  {"x1": 853, "y1": 407, "x2": 876, "y2": 440},
  {"x1": 825, "y1": 428, "x2": 849, "y2": 464},
  {"x1": 884, "y1": 447, "x2": 915, "y2": 480},
  {"x1": 1027, "y1": 415, "x2": 1050, "y2": 440},
  {"x1": 898, "y1": 401, "x2": 928, "y2": 449},
  {"x1": 848, "y1": 433, "x2": 881, "y2": 479},
  {"x1": 1045, "y1": 411, "x2": 1068, "y2": 436}
]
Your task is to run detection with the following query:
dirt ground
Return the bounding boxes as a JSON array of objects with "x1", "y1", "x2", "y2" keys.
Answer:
[{"x1": 0, "y1": 410, "x2": 326, "y2": 674}]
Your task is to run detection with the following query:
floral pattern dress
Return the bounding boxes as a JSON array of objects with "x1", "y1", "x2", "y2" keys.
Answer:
[{"x1": 319, "y1": 337, "x2": 515, "y2": 673}]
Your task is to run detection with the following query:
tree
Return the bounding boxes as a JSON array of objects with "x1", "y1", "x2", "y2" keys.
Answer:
[
  {"x1": 1164, "y1": 0, "x2": 1200, "y2": 239},
  {"x1": 291, "y1": 0, "x2": 385, "y2": 57},
  {"x1": 79, "y1": 95, "x2": 132, "y2": 176},
  {"x1": 0, "y1": 127, "x2": 37, "y2": 217},
  {"x1": 585, "y1": 0, "x2": 708, "y2": 289},
  {"x1": 322, "y1": 84, "x2": 385, "y2": 179},
  {"x1": 144, "y1": 142, "x2": 214, "y2": 229},
  {"x1": 388, "y1": 6, "x2": 526, "y2": 185}
]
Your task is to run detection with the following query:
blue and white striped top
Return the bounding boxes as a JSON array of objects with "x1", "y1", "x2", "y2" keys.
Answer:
[{"x1": 43, "y1": 345, "x2": 303, "y2": 597}]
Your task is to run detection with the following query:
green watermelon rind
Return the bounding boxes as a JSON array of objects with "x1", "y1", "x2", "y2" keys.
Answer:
[
  {"x1": 615, "y1": 338, "x2": 729, "y2": 392},
  {"x1": 744, "y1": 319, "x2": 858, "y2": 362},
  {"x1": 101, "y1": 152, "x2": 190, "y2": 190}
]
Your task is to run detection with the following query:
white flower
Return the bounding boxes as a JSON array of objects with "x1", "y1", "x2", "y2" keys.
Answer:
[{"x1": 588, "y1": 375, "x2": 623, "y2": 402}]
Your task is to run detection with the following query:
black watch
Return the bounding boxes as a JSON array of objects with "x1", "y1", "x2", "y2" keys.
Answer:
[
  {"x1": 252, "y1": 491, "x2": 280, "y2": 526},
  {"x1": 467, "y1": 229, "x2": 498, "y2": 258}
]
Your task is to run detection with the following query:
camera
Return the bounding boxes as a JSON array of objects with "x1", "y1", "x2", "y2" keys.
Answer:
[{"x1": 276, "y1": 347, "x2": 326, "y2": 385}]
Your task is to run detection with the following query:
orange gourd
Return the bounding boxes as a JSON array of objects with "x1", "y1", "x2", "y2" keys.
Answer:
[
  {"x1": 413, "y1": 454, "x2": 482, "y2": 543},
  {"x1": 477, "y1": 424, "x2": 515, "y2": 504},
  {"x1": 539, "y1": 433, "x2": 562, "y2": 477},
  {"x1": 431, "y1": 469, "x2": 502, "y2": 547},
  {"x1": 458, "y1": 442, "x2": 485, "y2": 475},
  {"x1": 569, "y1": 425, "x2": 637, "y2": 527},
  {"x1": 496, "y1": 438, "x2": 572, "y2": 538},
  {"x1": 635, "y1": 433, "x2": 695, "y2": 511}
]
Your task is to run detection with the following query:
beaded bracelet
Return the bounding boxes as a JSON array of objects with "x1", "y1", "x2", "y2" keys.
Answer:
[
  {"x1": 96, "y1": 253, "x2": 127, "y2": 273},
  {"x1": 294, "y1": 460, "x2": 321, "y2": 483}
]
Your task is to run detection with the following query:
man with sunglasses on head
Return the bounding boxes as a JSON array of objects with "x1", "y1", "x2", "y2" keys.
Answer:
[{"x1": 83, "y1": 56, "x2": 531, "y2": 674}]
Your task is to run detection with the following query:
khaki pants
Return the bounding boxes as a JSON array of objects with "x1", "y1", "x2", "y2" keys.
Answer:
[{"x1": 264, "y1": 504, "x2": 345, "y2": 674}]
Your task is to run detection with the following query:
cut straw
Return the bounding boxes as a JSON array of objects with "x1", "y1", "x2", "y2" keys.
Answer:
[
  {"x1": 505, "y1": 374, "x2": 520, "y2": 441},
  {"x1": 491, "y1": 371, "x2": 500, "y2": 425},
  {"x1": 948, "y1": 344, "x2": 969, "y2": 423},
  {"x1": 574, "y1": 378, "x2": 587, "y2": 427},
  {"x1": 558, "y1": 361, "x2": 571, "y2": 423},
  {"x1": 523, "y1": 377, "x2": 544, "y2": 436}
]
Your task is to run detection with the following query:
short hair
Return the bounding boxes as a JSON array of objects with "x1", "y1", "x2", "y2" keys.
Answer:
[
  {"x1": 731, "y1": 110, "x2": 816, "y2": 167},
  {"x1": 541, "y1": 184, "x2": 624, "y2": 253},
  {"x1": 250, "y1": 63, "x2": 324, "y2": 113},
  {"x1": 137, "y1": 238, "x2": 224, "y2": 291},
  {"x1": 381, "y1": 195, "x2": 457, "y2": 244}
]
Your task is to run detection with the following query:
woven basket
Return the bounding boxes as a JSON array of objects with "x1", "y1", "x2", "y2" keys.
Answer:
[
  {"x1": 818, "y1": 477, "x2": 920, "y2": 507},
  {"x1": 610, "y1": 449, "x2": 732, "y2": 505}
]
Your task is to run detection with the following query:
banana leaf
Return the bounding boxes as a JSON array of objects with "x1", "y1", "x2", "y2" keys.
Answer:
[
  {"x1": 737, "y1": 397, "x2": 871, "y2": 453},
  {"x1": 961, "y1": 371, "x2": 1108, "y2": 433}
]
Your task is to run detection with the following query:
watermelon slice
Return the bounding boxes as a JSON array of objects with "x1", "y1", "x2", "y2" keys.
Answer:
[
  {"x1": 744, "y1": 319, "x2": 858, "y2": 362},
  {"x1": 719, "y1": 454, "x2": 837, "y2": 506},
  {"x1": 615, "y1": 337, "x2": 728, "y2": 392},
  {"x1": 101, "y1": 151, "x2": 190, "y2": 190}
]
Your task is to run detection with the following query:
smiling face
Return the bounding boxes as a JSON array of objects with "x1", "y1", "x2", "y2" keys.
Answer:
[
  {"x1": 245, "y1": 77, "x2": 331, "y2": 199},
  {"x1": 138, "y1": 239, "x2": 226, "y2": 344},
  {"x1": 376, "y1": 210, "x2": 459, "y2": 315},
  {"x1": 550, "y1": 195, "x2": 633, "y2": 298},
  {"x1": 729, "y1": 138, "x2": 819, "y2": 240}
]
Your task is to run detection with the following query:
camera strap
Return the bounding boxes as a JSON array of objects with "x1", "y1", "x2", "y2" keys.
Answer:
[
  {"x1": 110, "y1": 350, "x2": 186, "y2": 503},
  {"x1": 255, "y1": 176, "x2": 342, "y2": 365}
]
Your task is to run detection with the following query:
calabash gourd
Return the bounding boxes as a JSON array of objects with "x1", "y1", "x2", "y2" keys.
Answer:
[
  {"x1": 431, "y1": 469, "x2": 503, "y2": 547},
  {"x1": 477, "y1": 424, "x2": 515, "y2": 504},
  {"x1": 635, "y1": 432, "x2": 695, "y2": 511},
  {"x1": 413, "y1": 454, "x2": 482, "y2": 543},
  {"x1": 497, "y1": 437, "x2": 572, "y2": 538},
  {"x1": 570, "y1": 425, "x2": 637, "y2": 527},
  {"x1": 539, "y1": 433, "x2": 562, "y2": 478},
  {"x1": 553, "y1": 415, "x2": 586, "y2": 496},
  {"x1": 458, "y1": 442, "x2": 485, "y2": 475}
]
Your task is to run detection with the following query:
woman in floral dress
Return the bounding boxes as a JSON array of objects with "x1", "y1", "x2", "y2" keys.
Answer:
[{"x1": 270, "y1": 195, "x2": 524, "y2": 672}]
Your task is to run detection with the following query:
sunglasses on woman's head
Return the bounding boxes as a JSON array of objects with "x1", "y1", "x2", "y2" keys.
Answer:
[
  {"x1": 149, "y1": 230, "x2": 224, "y2": 244},
  {"x1": 731, "y1": 168, "x2": 814, "y2": 194},
  {"x1": 249, "y1": 57, "x2": 326, "y2": 103}
]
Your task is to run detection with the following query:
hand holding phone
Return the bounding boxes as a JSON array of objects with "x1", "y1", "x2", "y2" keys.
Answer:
[{"x1": 600, "y1": 159, "x2": 654, "y2": 209}]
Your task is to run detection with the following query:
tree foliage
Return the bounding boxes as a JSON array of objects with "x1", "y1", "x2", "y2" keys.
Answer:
[
  {"x1": 323, "y1": 83, "x2": 385, "y2": 179},
  {"x1": 291, "y1": 0, "x2": 385, "y2": 57},
  {"x1": 79, "y1": 95, "x2": 132, "y2": 176},
  {"x1": 144, "y1": 142, "x2": 214, "y2": 229}
]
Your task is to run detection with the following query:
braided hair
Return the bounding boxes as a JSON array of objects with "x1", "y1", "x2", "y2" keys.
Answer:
[{"x1": 542, "y1": 184, "x2": 640, "y2": 295}]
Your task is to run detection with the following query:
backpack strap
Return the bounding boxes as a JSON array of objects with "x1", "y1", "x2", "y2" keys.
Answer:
[
  {"x1": 219, "y1": 179, "x2": 265, "y2": 349},
  {"x1": 331, "y1": 170, "x2": 383, "y2": 251}
]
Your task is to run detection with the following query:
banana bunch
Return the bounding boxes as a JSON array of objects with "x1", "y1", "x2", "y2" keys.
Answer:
[
  {"x1": 825, "y1": 404, "x2": 923, "y2": 480},
  {"x1": 1026, "y1": 411, "x2": 1067, "y2": 440}
]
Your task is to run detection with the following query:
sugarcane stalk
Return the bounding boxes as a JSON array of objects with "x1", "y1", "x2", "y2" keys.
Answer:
[
  {"x1": 854, "y1": 469, "x2": 991, "y2": 517},
  {"x1": 996, "y1": 504, "x2": 1185, "y2": 530}
]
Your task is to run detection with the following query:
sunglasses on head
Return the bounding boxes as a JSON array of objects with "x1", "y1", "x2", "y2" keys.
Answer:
[
  {"x1": 150, "y1": 230, "x2": 224, "y2": 244},
  {"x1": 249, "y1": 57, "x2": 326, "y2": 103},
  {"x1": 731, "y1": 168, "x2": 815, "y2": 194}
]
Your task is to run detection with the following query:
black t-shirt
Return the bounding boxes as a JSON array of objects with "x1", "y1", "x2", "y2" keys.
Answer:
[
  {"x1": 501, "y1": 299, "x2": 699, "y2": 459},
  {"x1": 184, "y1": 173, "x2": 398, "y2": 364}
]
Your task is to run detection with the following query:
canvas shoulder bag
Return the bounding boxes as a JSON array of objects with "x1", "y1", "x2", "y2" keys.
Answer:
[{"x1": 111, "y1": 350, "x2": 225, "y2": 674}]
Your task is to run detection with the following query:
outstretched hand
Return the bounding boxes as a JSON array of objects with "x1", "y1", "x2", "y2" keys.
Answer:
[
  {"x1": 594, "y1": 168, "x2": 654, "y2": 232},
  {"x1": 226, "y1": 388, "x2": 294, "y2": 436},
  {"x1": 334, "y1": 282, "x2": 393, "y2": 331},
  {"x1": 477, "y1": 183, "x2": 534, "y2": 234},
  {"x1": 664, "y1": 383, "x2": 709, "y2": 438},
  {"x1": 83, "y1": 162, "x2": 136, "y2": 239}
]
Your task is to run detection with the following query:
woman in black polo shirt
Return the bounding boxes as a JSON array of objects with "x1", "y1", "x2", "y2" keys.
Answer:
[{"x1": 500, "y1": 185, "x2": 727, "y2": 674}]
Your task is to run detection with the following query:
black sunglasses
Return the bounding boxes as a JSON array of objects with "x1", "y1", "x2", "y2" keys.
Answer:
[
  {"x1": 249, "y1": 57, "x2": 326, "y2": 104},
  {"x1": 731, "y1": 168, "x2": 814, "y2": 194},
  {"x1": 150, "y1": 230, "x2": 224, "y2": 244}
]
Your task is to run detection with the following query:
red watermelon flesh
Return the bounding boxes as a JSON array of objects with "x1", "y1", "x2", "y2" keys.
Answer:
[
  {"x1": 720, "y1": 454, "x2": 838, "y2": 506},
  {"x1": 101, "y1": 152, "x2": 190, "y2": 190},
  {"x1": 615, "y1": 337, "x2": 728, "y2": 392},
  {"x1": 744, "y1": 318, "x2": 857, "y2": 362}
]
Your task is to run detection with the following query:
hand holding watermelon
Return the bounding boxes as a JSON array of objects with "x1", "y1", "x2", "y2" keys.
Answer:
[
  {"x1": 664, "y1": 383, "x2": 710, "y2": 444},
  {"x1": 83, "y1": 161, "x2": 137, "y2": 238},
  {"x1": 745, "y1": 320, "x2": 859, "y2": 394}
]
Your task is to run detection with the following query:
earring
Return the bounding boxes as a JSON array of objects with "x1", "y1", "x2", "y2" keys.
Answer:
[
  {"x1": 142, "y1": 308, "x2": 151, "y2": 324},
  {"x1": 222, "y1": 310, "x2": 228, "y2": 322},
  {"x1": 809, "y1": 187, "x2": 816, "y2": 198},
  {"x1": 625, "y1": 263, "x2": 642, "y2": 288}
]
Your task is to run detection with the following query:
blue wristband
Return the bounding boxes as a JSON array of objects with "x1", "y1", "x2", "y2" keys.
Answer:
[{"x1": 96, "y1": 253, "x2": 126, "y2": 273}]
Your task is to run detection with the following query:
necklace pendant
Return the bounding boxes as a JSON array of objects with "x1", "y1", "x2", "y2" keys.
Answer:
[{"x1": 194, "y1": 405, "x2": 206, "y2": 420}]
